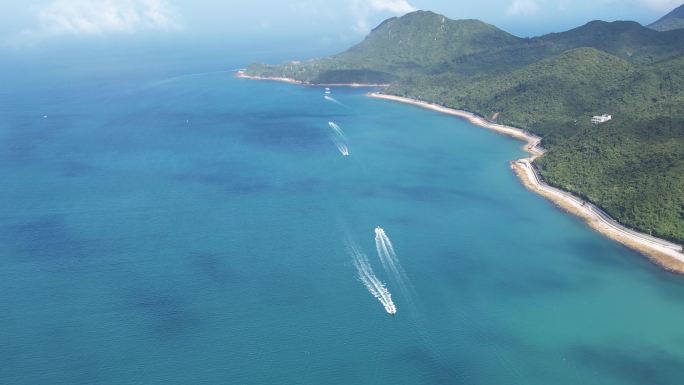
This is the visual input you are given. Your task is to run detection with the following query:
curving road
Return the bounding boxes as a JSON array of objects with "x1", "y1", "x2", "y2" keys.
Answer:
[{"x1": 515, "y1": 158, "x2": 684, "y2": 260}]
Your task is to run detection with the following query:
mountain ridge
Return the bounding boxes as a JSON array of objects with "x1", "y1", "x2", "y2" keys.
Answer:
[{"x1": 648, "y1": 4, "x2": 684, "y2": 31}]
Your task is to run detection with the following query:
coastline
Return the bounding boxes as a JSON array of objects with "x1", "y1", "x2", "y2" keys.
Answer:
[
  {"x1": 367, "y1": 92, "x2": 684, "y2": 273},
  {"x1": 235, "y1": 71, "x2": 390, "y2": 88},
  {"x1": 237, "y1": 73, "x2": 684, "y2": 273},
  {"x1": 367, "y1": 93, "x2": 545, "y2": 158}
]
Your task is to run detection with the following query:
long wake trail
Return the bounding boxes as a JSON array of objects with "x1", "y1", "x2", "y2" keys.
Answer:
[
  {"x1": 371, "y1": 227, "x2": 456, "y2": 372},
  {"x1": 328, "y1": 121, "x2": 347, "y2": 140},
  {"x1": 348, "y1": 244, "x2": 396, "y2": 315},
  {"x1": 375, "y1": 227, "x2": 405, "y2": 282},
  {"x1": 144, "y1": 70, "x2": 234, "y2": 89},
  {"x1": 374, "y1": 226, "x2": 418, "y2": 311},
  {"x1": 324, "y1": 95, "x2": 346, "y2": 107},
  {"x1": 328, "y1": 121, "x2": 350, "y2": 156},
  {"x1": 334, "y1": 140, "x2": 350, "y2": 156}
]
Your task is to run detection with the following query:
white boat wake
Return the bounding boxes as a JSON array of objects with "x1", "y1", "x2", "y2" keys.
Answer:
[
  {"x1": 374, "y1": 226, "x2": 414, "y2": 306},
  {"x1": 144, "y1": 70, "x2": 234, "y2": 89},
  {"x1": 335, "y1": 142, "x2": 350, "y2": 156},
  {"x1": 324, "y1": 95, "x2": 345, "y2": 106},
  {"x1": 348, "y1": 243, "x2": 396, "y2": 315},
  {"x1": 375, "y1": 227, "x2": 401, "y2": 274},
  {"x1": 327, "y1": 121, "x2": 350, "y2": 156},
  {"x1": 328, "y1": 121, "x2": 347, "y2": 139}
]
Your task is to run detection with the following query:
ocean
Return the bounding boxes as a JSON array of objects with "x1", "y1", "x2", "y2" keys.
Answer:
[{"x1": 1, "y1": 47, "x2": 684, "y2": 384}]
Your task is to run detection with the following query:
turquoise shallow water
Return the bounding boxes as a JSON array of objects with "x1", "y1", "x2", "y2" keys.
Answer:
[{"x1": 1, "y1": 50, "x2": 684, "y2": 384}]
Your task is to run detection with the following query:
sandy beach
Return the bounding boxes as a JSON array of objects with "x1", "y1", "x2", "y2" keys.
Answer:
[
  {"x1": 368, "y1": 93, "x2": 684, "y2": 273},
  {"x1": 235, "y1": 71, "x2": 390, "y2": 88},
  {"x1": 368, "y1": 93, "x2": 544, "y2": 157},
  {"x1": 236, "y1": 71, "x2": 304, "y2": 85}
]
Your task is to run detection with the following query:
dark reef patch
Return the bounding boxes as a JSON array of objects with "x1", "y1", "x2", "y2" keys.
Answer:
[{"x1": 2, "y1": 215, "x2": 90, "y2": 261}]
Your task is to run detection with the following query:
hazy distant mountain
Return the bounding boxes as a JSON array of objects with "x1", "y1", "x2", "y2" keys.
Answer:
[
  {"x1": 648, "y1": 4, "x2": 684, "y2": 31},
  {"x1": 245, "y1": 11, "x2": 684, "y2": 243},
  {"x1": 541, "y1": 19, "x2": 684, "y2": 61}
]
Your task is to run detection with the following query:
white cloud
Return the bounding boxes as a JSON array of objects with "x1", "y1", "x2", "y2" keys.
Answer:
[
  {"x1": 506, "y1": 0, "x2": 541, "y2": 16},
  {"x1": 14, "y1": 0, "x2": 183, "y2": 43},
  {"x1": 351, "y1": 0, "x2": 417, "y2": 34},
  {"x1": 368, "y1": 0, "x2": 417, "y2": 13},
  {"x1": 637, "y1": 0, "x2": 683, "y2": 11}
]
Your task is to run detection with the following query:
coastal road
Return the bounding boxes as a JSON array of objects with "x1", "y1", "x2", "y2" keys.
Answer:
[{"x1": 515, "y1": 158, "x2": 684, "y2": 262}]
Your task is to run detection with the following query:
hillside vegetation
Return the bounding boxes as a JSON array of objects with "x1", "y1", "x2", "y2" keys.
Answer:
[
  {"x1": 649, "y1": 4, "x2": 684, "y2": 32},
  {"x1": 245, "y1": 10, "x2": 684, "y2": 243}
]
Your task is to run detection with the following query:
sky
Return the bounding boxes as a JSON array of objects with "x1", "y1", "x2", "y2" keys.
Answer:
[{"x1": 0, "y1": 0, "x2": 682, "y2": 52}]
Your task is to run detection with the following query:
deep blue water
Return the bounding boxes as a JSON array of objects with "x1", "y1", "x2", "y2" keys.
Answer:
[{"x1": 2, "y1": 48, "x2": 684, "y2": 385}]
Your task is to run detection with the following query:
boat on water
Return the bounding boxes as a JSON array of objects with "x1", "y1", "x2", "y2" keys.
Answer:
[{"x1": 325, "y1": 87, "x2": 331, "y2": 95}]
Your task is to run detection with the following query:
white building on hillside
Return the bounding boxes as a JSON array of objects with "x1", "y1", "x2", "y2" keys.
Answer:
[{"x1": 591, "y1": 114, "x2": 612, "y2": 124}]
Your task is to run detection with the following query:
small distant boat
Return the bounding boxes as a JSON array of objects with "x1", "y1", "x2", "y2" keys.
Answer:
[{"x1": 325, "y1": 87, "x2": 331, "y2": 95}]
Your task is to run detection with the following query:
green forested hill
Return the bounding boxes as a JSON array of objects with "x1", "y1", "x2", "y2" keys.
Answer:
[
  {"x1": 247, "y1": 12, "x2": 684, "y2": 83},
  {"x1": 247, "y1": 11, "x2": 528, "y2": 82},
  {"x1": 534, "y1": 54, "x2": 684, "y2": 240},
  {"x1": 335, "y1": 12, "x2": 522, "y2": 73},
  {"x1": 388, "y1": 48, "x2": 636, "y2": 144},
  {"x1": 540, "y1": 20, "x2": 684, "y2": 63},
  {"x1": 245, "y1": 10, "x2": 684, "y2": 243}
]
